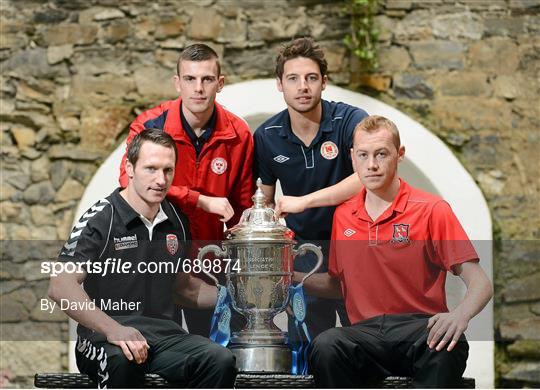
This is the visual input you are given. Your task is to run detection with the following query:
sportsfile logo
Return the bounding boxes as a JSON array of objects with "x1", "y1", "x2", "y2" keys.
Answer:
[
  {"x1": 114, "y1": 234, "x2": 138, "y2": 250},
  {"x1": 41, "y1": 257, "x2": 242, "y2": 277}
]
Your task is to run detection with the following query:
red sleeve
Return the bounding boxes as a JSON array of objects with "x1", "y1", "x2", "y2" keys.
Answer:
[
  {"x1": 328, "y1": 213, "x2": 340, "y2": 278},
  {"x1": 226, "y1": 122, "x2": 255, "y2": 229},
  {"x1": 118, "y1": 106, "x2": 200, "y2": 211},
  {"x1": 118, "y1": 115, "x2": 146, "y2": 189},
  {"x1": 428, "y1": 200, "x2": 479, "y2": 273},
  {"x1": 167, "y1": 186, "x2": 200, "y2": 211}
]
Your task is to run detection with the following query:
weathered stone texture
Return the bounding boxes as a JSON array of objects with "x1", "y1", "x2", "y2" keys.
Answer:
[
  {"x1": 70, "y1": 49, "x2": 131, "y2": 76},
  {"x1": 3, "y1": 48, "x2": 69, "y2": 79},
  {"x1": 47, "y1": 44, "x2": 74, "y2": 65},
  {"x1": 507, "y1": 340, "x2": 540, "y2": 359},
  {"x1": 0, "y1": 341, "x2": 66, "y2": 375},
  {"x1": 432, "y1": 12, "x2": 484, "y2": 40},
  {"x1": 485, "y1": 17, "x2": 526, "y2": 37},
  {"x1": 502, "y1": 362, "x2": 540, "y2": 385},
  {"x1": 48, "y1": 145, "x2": 102, "y2": 161},
  {"x1": 394, "y1": 10, "x2": 434, "y2": 42},
  {"x1": 188, "y1": 8, "x2": 222, "y2": 40},
  {"x1": 432, "y1": 98, "x2": 512, "y2": 132},
  {"x1": 99, "y1": 19, "x2": 131, "y2": 44},
  {"x1": 500, "y1": 317, "x2": 540, "y2": 340},
  {"x1": 409, "y1": 41, "x2": 465, "y2": 69},
  {"x1": 434, "y1": 71, "x2": 490, "y2": 97},
  {"x1": 94, "y1": 8, "x2": 126, "y2": 21},
  {"x1": 22, "y1": 182, "x2": 56, "y2": 205},
  {"x1": 37, "y1": 23, "x2": 98, "y2": 46},
  {"x1": 500, "y1": 303, "x2": 533, "y2": 321},
  {"x1": 71, "y1": 74, "x2": 136, "y2": 101},
  {"x1": 133, "y1": 67, "x2": 177, "y2": 98},
  {"x1": 54, "y1": 179, "x2": 85, "y2": 203},
  {"x1": 10, "y1": 127, "x2": 36, "y2": 149},
  {"x1": 468, "y1": 38, "x2": 520, "y2": 74},
  {"x1": 393, "y1": 74, "x2": 433, "y2": 99},
  {"x1": 154, "y1": 15, "x2": 188, "y2": 40},
  {"x1": 378, "y1": 46, "x2": 411, "y2": 73},
  {"x1": 492, "y1": 75, "x2": 535, "y2": 100},
  {"x1": 502, "y1": 273, "x2": 540, "y2": 303},
  {"x1": 78, "y1": 105, "x2": 132, "y2": 150}
]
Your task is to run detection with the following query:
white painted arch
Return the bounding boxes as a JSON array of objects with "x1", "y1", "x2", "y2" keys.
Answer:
[{"x1": 72, "y1": 79, "x2": 494, "y2": 387}]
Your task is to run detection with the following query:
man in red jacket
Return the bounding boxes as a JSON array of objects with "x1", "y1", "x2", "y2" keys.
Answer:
[{"x1": 119, "y1": 44, "x2": 254, "y2": 336}]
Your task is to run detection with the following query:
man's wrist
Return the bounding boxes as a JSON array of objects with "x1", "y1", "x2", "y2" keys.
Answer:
[
  {"x1": 302, "y1": 194, "x2": 314, "y2": 209},
  {"x1": 454, "y1": 305, "x2": 473, "y2": 322},
  {"x1": 101, "y1": 317, "x2": 122, "y2": 338},
  {"x1": 197, "y1": 194, "x2": 208, "y2": 210}
]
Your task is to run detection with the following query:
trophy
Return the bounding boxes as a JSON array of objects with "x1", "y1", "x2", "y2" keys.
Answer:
[{"x1": 198, "y1": 179, "x2": 322, "y2": 373}]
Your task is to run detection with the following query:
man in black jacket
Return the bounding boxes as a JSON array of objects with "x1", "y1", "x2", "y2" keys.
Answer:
[{"x1": 48, "y1": 129, "x2": 235, "y2": 388}]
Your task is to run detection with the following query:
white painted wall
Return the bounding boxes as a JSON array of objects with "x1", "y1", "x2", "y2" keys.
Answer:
[{"x1": 70, "y1": 79, "x2": 493, "y2": 387}]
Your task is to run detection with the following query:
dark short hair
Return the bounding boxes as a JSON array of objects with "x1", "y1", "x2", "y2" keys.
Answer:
[
  {"x1": 353, "y1": 115, "x2": 401, "y2": 150},
  {"x1": 177, "y1": 43, "x2": 221, "y2": 76},
  {"x1": 127, "y1": 129, "x2": 178, "y2": 167},
  {"x1": 275, "y1": 37, "x2": 328, "y2": 80}
]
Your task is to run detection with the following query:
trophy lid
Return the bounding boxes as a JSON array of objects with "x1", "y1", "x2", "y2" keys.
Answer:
[{"x1": 224, "y1": 178, "x2": 295, "y2": 242}]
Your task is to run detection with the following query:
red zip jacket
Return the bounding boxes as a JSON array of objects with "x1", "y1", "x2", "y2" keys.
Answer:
[{"x1": 119, "y1": 98, "x2": 254, "y2": 241}]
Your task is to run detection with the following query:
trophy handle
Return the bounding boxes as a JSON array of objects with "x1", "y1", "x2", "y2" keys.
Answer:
[
  {"x1": 197, "y1": 245, "x2": 226, "y2": 287},
  {"x1": 293, "y1": 243, "x2": 323, "y2": 286}
]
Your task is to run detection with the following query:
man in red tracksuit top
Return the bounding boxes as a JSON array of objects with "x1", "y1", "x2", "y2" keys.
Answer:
[{"x1": 119, "y1": 44, "x2": 254, "y2": 336}]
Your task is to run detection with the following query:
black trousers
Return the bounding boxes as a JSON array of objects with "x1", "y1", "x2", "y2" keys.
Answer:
[
  {"x1": 288, "y1": 297, "x2": 350, "y2": 342},
  {"x1": 309, "y1": 313, "x2": 468, "y2": 388},
  {"x1": 182, "y1": 272, "x2": 245, "y2": 337},
  {"x1": 76, "y1": 332, "x2": 236, "y2": 388},
  {"x1": 183, "y1": 307, "x2": 246, "y2": 337}
]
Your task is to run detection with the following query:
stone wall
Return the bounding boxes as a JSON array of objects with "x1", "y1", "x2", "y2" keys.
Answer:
[{"x1": 0, "y1": 0, "x2": 538, "y2": 387}]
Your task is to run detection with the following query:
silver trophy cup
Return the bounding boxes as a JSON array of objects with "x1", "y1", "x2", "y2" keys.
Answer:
[{"x1": 198, "y1": 179, "x2": 322, "y2": 373}]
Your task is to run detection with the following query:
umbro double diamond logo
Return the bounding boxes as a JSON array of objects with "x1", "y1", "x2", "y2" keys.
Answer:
[
  {"x1": 343, "y1": 228, "x2": 356, "y2": 237},
  {"x1": 273, "y1": 155, "x2": 290, "y2": 163}
]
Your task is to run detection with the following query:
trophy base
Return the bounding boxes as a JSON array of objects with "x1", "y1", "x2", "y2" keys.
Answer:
[{"x1": 229, "y1": 344, "x2": 292, "y2": 373}]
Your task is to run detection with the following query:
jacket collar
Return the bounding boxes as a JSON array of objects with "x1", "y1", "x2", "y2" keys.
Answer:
[{"x1": 164, "y1": 98, "x2": 237, "y2": 145}]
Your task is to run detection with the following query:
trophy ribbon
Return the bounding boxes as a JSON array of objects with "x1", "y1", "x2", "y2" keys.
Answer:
[
  {"x1": 289, "y1": 242, "x2": 323, "y2": 375},
  {"x1": 289, "y1": 283, "x2": 311, "y2": 375},
  {"x1": 209, "y1": 284, "x2": 232, "y2": 346}
]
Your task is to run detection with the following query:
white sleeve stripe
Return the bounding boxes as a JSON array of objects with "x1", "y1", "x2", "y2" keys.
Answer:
[{"x1": 60, "y1": 199, "x2": 110, "y2": 257}]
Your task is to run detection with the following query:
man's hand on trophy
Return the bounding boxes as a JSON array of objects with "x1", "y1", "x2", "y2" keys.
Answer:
[
  {"x1": 198, "y1": 195, "x2": 234, "y2": 222},
  {"x1": 106, "y1": 324, "x2": 150, "y2": 364},
  {"x1": 275, "y1": 196, "x2": 309, "y2": 218}
]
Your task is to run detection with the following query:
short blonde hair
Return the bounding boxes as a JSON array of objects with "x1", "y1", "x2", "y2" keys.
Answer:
[{"x1": 353, "y1": 115, "x2": 401, "y2": 150}]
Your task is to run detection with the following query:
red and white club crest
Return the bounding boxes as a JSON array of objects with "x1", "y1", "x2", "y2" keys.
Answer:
[
  {"x1": 392, "y1": 224, "x2": 410, "y2": 243},
  {"x1": 166, "y1": 234, "x2": 178, "y2": 255},
  {"x1": 211, "y1": 157, "x2": 228, "y2": 175},
  {"x1": 320, "y1": 141, "x2": 339, "y2": 160}
]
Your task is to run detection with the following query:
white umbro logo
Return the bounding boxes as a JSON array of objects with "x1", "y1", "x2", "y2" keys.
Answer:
[
  {"x1": 273, "y1": 155, "x2": 290, "y2": 163},
  {"x1": 343, "y1": 228, "x2": 356, "y2": 237}
]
